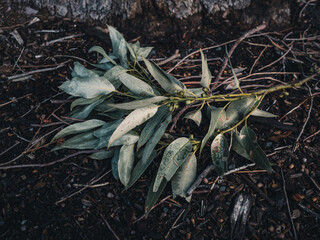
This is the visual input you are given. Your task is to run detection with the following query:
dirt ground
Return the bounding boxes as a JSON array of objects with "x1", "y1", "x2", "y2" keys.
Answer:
[{"x1": 1, "y1": 2, "x2": 320, "y2": 240}]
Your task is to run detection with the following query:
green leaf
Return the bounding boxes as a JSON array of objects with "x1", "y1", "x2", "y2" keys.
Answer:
[
  {"x1": 232, "y1": 131, "x2": 250, "y2": 159},
  {"x1": 96, "y1": 131, "x2": 139, "y2": 149},
  {"x1": 145, "y1": 175, "x2": 167, "y2": 217},
  {"x1": 171, "y1": 153, "x2": 197, "y2": 202},
  {"x1": 118, "y1": 143, "x2": 135, "y2": 188},
  {"x1": 137, "y1": 106, "x2": 170, "y2": 150},
  {"x1": 70, "y1": 96, "x2": 102, "y2": 111},
  {"x1": 72, "y1": 62, "x2": 98, "y2": 78},
  {"x1": 60, "y1": 76, "x2": 115, "y2": 99},
  {"x1": 107, "y1": 96, "x2": 168, "y2": 110},
  {"x1": 89, "y1": 46, "x2": 117, "y2": 66},
  {"x1": 108, "y1": 104, "x2": 159, "y2": 147},
  {"x1": 153, "y1": 137, "x2": 192, "y2": 192},
  {"x1": 127, "y1": 150, "x2": 157, "y2": 189},
  {"x1": 143, "y1": 59, "x2": 185, "y2": 94},
  {"x1": 141, "y1": 114, "x2": 172, "y2": 164},
  {"x1": 52, "y1": 131, "x2": 99, "y2": 151},
  {"x1": 94, "y1": 119, "x2": 122, "y2": 138},
  {"x1": 89, "y1": 149, "x2": 115, "y2": 160},
  {"x1": 238, "y1": 126, "x2": 272, "y2": 172},
  {"x1": 51, "y1": 119, "x2": 105, "y2": 142},
  {"x1": 71, "y1": 98, "x2": 105, "y2": 119},
  {"x1": 103, "y1": 65, "x2": 126, "y2": 89},
  {"x1": 112, "y1": 148, "x2": 120, "y2": 180},
  {"x1": 200, "y1": 49, "x2": 212, "y2": 89},
  {"x1": 211, "y1": 134, "x2": 229, "y2": 176},
  {"x1": 223, "y1": 96, "x2": 261, "y2": 129},
  {"x1": 118, "y1": 72, "x2": 157, "y2": 97},
  {"x1": 200, "y1": 107, "x2": 226, "y2": 154},
  {"x1": 184, "y1": 109, "x2": 202, "y2": 127},
  {"x1": 251, "y1": 109, "x2": 277, "y2": 118},
  {"x1": 108, "y1": 26, "x2": 125, "y2": 57},
  {"x1": 127, "y1": 41, "x2": 153, "y2": 61},
  {"x1": 185, "y1": 88, "x2": 205, "y2": 97},
  {"x1": 118, "y1": 38, "x2": 128, "y2": 68},
  {"x1": 225, "y1": 48, "x2": 240, "y2": 90}
]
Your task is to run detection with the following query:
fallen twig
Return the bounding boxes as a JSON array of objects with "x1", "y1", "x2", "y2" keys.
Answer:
[{"x1": 46, "y1": 34, "x2": 84, "y2": 46}]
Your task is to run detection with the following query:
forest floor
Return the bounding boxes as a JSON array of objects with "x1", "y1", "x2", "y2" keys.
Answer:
[{"x1": 1, "y1": 2, "x2": 320, "y2": 240}]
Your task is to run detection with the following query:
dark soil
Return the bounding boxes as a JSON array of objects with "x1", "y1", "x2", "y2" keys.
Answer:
[{"x1": 1, "y1": 2, "x2": 320, "y2": 240}]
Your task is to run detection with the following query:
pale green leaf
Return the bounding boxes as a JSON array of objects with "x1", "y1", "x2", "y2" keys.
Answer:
[
  {"x1": 52, "y1": 132, "x2": 99, "y2": 151},
  {"x1": 71, "y1": 98, "x2": 104, "y2": 119},
  {"x1": 127, "y1": 150, "x2": 157, "y2": 189},
  {"x1": 137, "y1": 106, "x2": 170, "y2": 150},
  {"x1": 200, "y1": 107, "x2": 226, "y2": 154},
  {"x1": 51, "y1": 119, "x2": 105, "y2": 142},
  {"x1": 108, "y1": 25, "x2": 124, "y2": 56},
  {"x1": 200, "y1": 49, "x2": 212, "y2": 89},
  {"x1": 238, "y1": 126, "x2": 272, "y2": 172},
  {"x1": 251, "y1": 109, "x2": 277, "y2": 118},
  {"x1": 153, "y1": 137, "x2": 192, "y2": 192},
  {"x1": 118, "y1": 143, "x2": 135, "y2": 187},
  {"x1": 108, "y1": 96, "x2": 168, "y2": 110},
  {"x1": 127, "y1": 41, "x2": 153, "y2": 61},
  {"x1": 89, "y1": 149, "x2": 115, "y2": 160},
  {"x1": 141, "y1": 114, "x2": 172, "y2": 164},
  {"x1": 184, "y1": 109, "x2": 202, "y2": 127},
  {"x1": 118, "y1": 38, "x2": 128, "y2": 68},
  {"x1": 171, "y1": 153, "x2": 197, "y2": 202},
  {"x1": 60, "y1": 76, "x2": 115, "y2": 99},
  {"x1": 143, "y1": 59, "x2": 185, "y2": 94},
  {"x1": 108, "y1": 104, "x2": 159, "y2": 147},
  {"x1": 211, "y1": 134, "x2": 229, "y2": 176},
  {"x1": 145, "y1": 176, "x2": 167, "y2": 217},
  {"x1": 118, "y1": 72, "x2": 157, "y2": 97},
  {"x1": 112, "y1": 148, "x2": 120, "y2": 180},
  {"x1": 72, "y1": 62, "x2": 98, "y2": 78},
  {"x1": 89, "y1": 46, "x2": 117, "y2": 65},
  {"x1": 70, "y1": 96, "x2": 102, "y2": 111},
  {"x1": 185, "y1": 88, "x2": 205, "y2": 97},
  {"x1": 103, "y1": 65, "x2": 126, "y2": 89}
]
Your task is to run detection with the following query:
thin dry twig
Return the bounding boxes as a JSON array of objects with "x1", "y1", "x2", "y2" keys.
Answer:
[
  {"x1": 165, "y1": 209, "x2": 186, "y2": 239},
  {"x1": 46, "y1": 34, "x2": 83, "y2": 46},
  {"x1": 157, "y1": 50, "x2": 180, "y2": 66},
  {"x1": 100, "y1": 213, "x2": 121, "y2": 240}
]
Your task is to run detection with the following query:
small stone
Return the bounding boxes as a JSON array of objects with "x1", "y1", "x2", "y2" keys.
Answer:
[
  {"x1": 269, "y1": 225, "x2": 275, "y2": 232},
  {"x1": 107, "y1": 192, "x2": 114, "y2": 198},
  {"x1": 289, "y1": 163, "x2": 294, "y2": 169},
  {"x1": 257, "y1": 183, "x2": 263, "y2": 188}
]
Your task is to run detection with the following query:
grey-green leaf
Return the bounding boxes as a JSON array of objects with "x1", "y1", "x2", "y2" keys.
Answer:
[
  {"x1": 51, "y1": 119, "x2": 105, "y2": 142},
  {"x1": 71, "y1": 98, "x2": 104, "y2": 119},
  {"x1": 118, "y1": 72, "x2": 157, "y2": 97},
  {"x1": 118, "y1": 144, "x2": 135, "y2": 188},
  {"x1": 223, "y1": 96, "x2": 261, "y2": 129},
  {"x1": 137, "y1": 106, "x2": 170, "y2": 150},
  {"x1": 94, "y1": 119, "x2": 122, "y2": 138},
  {"x1": 60, "y1": 76, "x2": 115, "y2": 99},
  {"x1": 89, "y1": 149, "x2": 115, "y2": 160},
  {"x1": 108, "y1": 96, "x2": 168, "y2": 110},
  {"x1": 200, "y1": 107, "x2": 226, "y2": 154},
  {"x1": 118, "y1": 38, "x2": 128, "y2": 68},
  {"x1": 70, "y1": 96, "x2": 102, "y2": 111},
  {"x1": 211, "y1": 134, "x2": 229, "y2": 176},
  {"x1": 103, "y1": 65, "x2": 126, "y2": 89},
  {"x1": 251, "y1": 109, "x2": 277, "y2": 118},
  {"x1": 89, "y1": 46, "x2": 117, "y2": 65},
  {"x1": 232, "y1": 131, "x2": 250, "y2": 159},
  {"x1": 200, "y1": 49, "x2": 212, "y2": 89},
  {"x1": 127, "y1": 150, "x2": 157, "y2": 189},
  {"x1": 171, "y1": 153, "x2": 197, "y2": 202},
  {"x1": 108, "y1": 104, "x2": 159, "y2": 147},
  {"x1": 52, "y1": 131, "x2": 99, "y2": 151},
  {"x1": 143, "y1": 59, "x2": 185, "y2": 94},
  {"x1": 145, "y1": 176, "x2": 167, "y2": 217},
  {"x1": 184, "y1": 109, "x2": 202, "y2": 127},
  {"x1": 72, "y1": 62, "x2": 98, "y2": 78},
  {"x1": 141, "y1": 114, "x2": 172, "y2": 164},
  {"x1": 238, "y1": 126, "x2": 272, "y2": 172},
  {"x1": 153, "y1": 137, "x2": 192, "y2": 192},
  {"x1": 185, "y1": 88, "x2": 205, "y2": 97},
  {"x1": 112, "y1": 148, "x2": 120, "y2": 180}
]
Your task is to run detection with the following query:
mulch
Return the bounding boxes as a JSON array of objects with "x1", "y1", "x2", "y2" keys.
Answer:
[{"x1": 1, "y1": 2, "x2": 320, "y2": 240}]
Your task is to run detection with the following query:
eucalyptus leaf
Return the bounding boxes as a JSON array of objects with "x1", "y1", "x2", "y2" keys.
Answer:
[
  {"x1": 211, "y1": 134, "x2": 229, "y2": 176},
  {"x1": 52, "y1": 131, "x2": 99, "y2": 151},
  {"x1": 225, "y1": 47, "x2": 240, "y2": 90},
  {"x1": 186, "y1": 88, "x2": 205, "y2": 97},
  {"x1": 171, "y1": 153, "x2": 197, "y2": 202},
  {"x1": 127, "y1": 150, "x2": 157, "y2": 189},
  {"x1": 127, "y1": 41, "x2": 153, "y2": 61},
  {"x1": 118, "y1": 143, "x2": 135, "y2": 187},
  {"x1": 107, "y1": 96, "x2": 168, "y2": 110},
  {"x1": 200, "y1": 107, "x2": 226, "y2": 154},
  {"x1": 184, "y1": 109, "x2": 202, "y2": 127},
  {"x1": 112, "y1": 148, "x2": 120, "y2": 180},
  {"x1": 108, "y1": 25, "x2": 125, "y2": 57},
  {"x1": 60, "y1": 76, "x2": 115, "y2": 99},
  {"x1": 89, "y1": 149, "x2": 115, "y2": 160},
  {"x1": 200, "y1": 49, "x2": 212, "y2": 89},
  {"x1": 118, "y1": 38, "x2": 128, "y2": 68},
  {"x1": 153, "y1": 137, "x2": 192, "y2": 192},
  {"x1": 108, "y1": 104, "x2": 159, "y2": 147},
  {"x1": 232, "y1": 131, "x2": 250, "y2": 159},
  {"x1": 145, "y1": 176, "x2": 167, "y2": 217},
  {"x1": 251, "y1": 109, "x2": 277, "y2": 118},
  {"x1": 238, "y1": 126, "x2": 272, "y2": 172},
  {"x1": 103, "y1": 65, "x2": 126, "y2": 89},
  {"x1": 137, "y1": 106, "x2": 170, "y2": 150},
  {"x1": 143, "y1": 59, "x2": 185, "y2": 94},
  {"x1": 141, "y1": 114, "x2": 172, "y2": 164},
  {"x1": 70, "y1": 96, "x2": 102, "y2": 111},
  {"x1": 223, "y1": 96, "x2": 261, "y2": 129},
  {"x1": 51, "y1": 119, "x2": 105, "y2": 142},
  {"x1": 88, "y1": 46, "x2": 117, "y2": 66},
  {"x1": 94, "y1": 119, "x2": 122, "y2": 138},
  {"x1": 118, "y1": 72, "x2": 157, "y2": 97},
  {"x1": 71, "y1": 98, "x2": 104, "y2": 119},
  {"x1": 72, "y1": 62, "x2": 98, "y2": 78}
]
